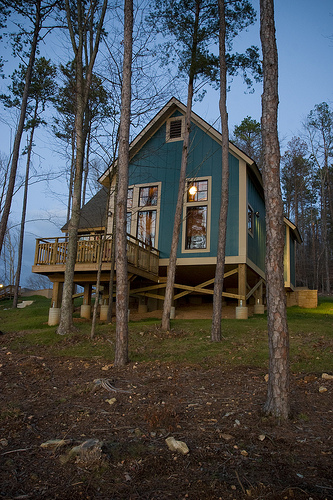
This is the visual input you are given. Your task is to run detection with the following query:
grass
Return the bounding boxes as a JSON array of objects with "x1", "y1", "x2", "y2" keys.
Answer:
[{"x1": 0, "y1": 294, "x2": 332, "y2": 374}]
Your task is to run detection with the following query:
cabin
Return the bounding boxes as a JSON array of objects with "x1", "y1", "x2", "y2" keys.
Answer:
[{"x1": 32, "y1": 97, "x2": 305, "y2": 324}]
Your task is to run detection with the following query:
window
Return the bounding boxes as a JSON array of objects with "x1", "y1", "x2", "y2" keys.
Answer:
[
  {"x1": 126, "y1": 183, "x2": 161, "y2": 248},
  {"x1": 166, "y1": 116, "x2": 185, "y2": 142},
  {"x1": 182, "y1": 177, "x2": 211, "y2": 252},
  {"x1": 139, "y1": 186, "x2": 158, "y2": 207},
  {"x1": 126, "y1": 212, "x2": 132, "y2": 234},
  {"x1": 187, "y1": 180, "x2": 208, "y2": 202},
  {"x1": 186, "y1": 206, "x2": 207, "y2": 249},
  {"x1": 248, "y1": 205, "x2": 254, "y2": 236},
  {"x1": 137, "y1": 210, "x2": 156, "y2": 246},
  {"x1": 127, "y1": 188, "x2": 133, "y2": 208}
]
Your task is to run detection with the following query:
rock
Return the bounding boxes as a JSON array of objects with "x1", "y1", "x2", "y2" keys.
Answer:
[
  {"x1": 221, "y1": 433, "x2": 234, "y2": 441},
  {"x1": 69, "y1": 438, "x2": 103, "y2": 464},
  {"x1": 40, "y1": 439, "x2": 71, "y2": 449},
  {"x1": 165, "y1": 436, "x2": 189, "y2": 455},
  {"x1": 17, "y1": 300, "x2": 34, "y2": 309},
  {"x1": 105, "y1": 398, "x2": 116, "y2": 405},
  {"x1": 322, "y1": 373, "x2": 333, "y2": 380},
  {"x1": 319, "y1": 386, "x2": 328, "y2": 393}
]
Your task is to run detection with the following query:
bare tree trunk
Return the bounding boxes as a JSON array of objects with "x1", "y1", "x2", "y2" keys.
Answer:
[
  {"x1": 91, "y1": 235, "x2": 105, "y2": 339},
  {"x1": 260, "y1": 0, "x2": 290, "y2": 419},
  {"x1": 57, "y1": 0, "x2": 108, "y2": 334},
  {"x1": 66, "y1": 130, "x2": 76, "y2": 227},
  {"x1": 211, "y1": 0, "x2": 229, "y2": 342},
  {"x1": 107, "y1": 177, "x2": 118, "y2": 324},
  {"x1": 0, "y1": 0, "x2": 41, "y2": 255},
  {"x1": 13, "y1": 115, "x2": 37, "y2": 308},
  {"x1": 161, "y1": 0, "x2": 200, "y2": 332},
  {"x1": 114, "y1": 0, "x2": 133, "y2": 367}
]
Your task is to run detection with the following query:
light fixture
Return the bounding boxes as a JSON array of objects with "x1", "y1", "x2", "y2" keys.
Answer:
[
  {"x1": 189, "y1": 185, "x2": 197, "y2": 196},
  {"x1": 255, "y1": 211, "x2": 260, "y2": 218}
]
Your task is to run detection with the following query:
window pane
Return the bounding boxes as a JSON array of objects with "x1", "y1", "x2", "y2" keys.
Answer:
[
  {"x1": 185, "y1": 206, "x2": 207, "y2": 249},
  {"x1": 137, "y1": 210, "x2": 156, "y2": 246},
  {"x1": 127, "y1": 188, "x2": 133, "y2": 208},
  {"x1": 126, "y1": 212, "x2": 132, "y2": 234},
  {"x1": 248, "y1": 205, "x2": 254, "y2": 234},
  {"x1": 187, "y1": 180, "x2": 208, "y2": 202},
  {"x1": 139, "y1": 186, "x2": 158, "y2": 207}
]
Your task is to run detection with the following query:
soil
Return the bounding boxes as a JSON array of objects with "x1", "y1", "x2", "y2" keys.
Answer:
[{"x1": 1, "y1": 326, "x2": 332, "y2": 500}]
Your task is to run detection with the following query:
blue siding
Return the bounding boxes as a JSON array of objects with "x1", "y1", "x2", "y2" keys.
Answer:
[
  {"x1": 128, "y1": 115, "x2": 240, "y2": 259},
  {"x1": 247, "y1": 174, "x2": 265, "y2": 272}
]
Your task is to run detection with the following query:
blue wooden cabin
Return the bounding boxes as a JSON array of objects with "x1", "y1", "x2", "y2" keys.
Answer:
[
  {"x1": 99, "y1": 97, "x2": 301, "y2": 317},
  {"x1": 33, "y1": 97, "x2": 301, "y2": 320}
]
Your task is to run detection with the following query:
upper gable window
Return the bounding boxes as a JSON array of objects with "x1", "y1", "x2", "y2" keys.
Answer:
[{"x1": 166, "y1": 116, "x2": 185, "y2": 142}]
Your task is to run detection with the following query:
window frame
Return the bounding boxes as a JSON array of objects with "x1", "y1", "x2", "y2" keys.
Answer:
[{"x1": 182, "y1": 176, "x2": 211, "y2": 253}]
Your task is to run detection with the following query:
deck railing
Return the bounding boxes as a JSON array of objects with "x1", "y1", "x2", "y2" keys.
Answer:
[{"x1": 34, "y1": 234, "x2": 160, "y2": 276}]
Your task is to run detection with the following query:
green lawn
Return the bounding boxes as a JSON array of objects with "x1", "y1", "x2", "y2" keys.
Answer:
[{"x1": 1, "y1": 294, "x2": 332, "y2": 374}]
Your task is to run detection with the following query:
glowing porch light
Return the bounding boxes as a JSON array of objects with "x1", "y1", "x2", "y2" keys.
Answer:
[{"x1": 189, "y1": 185, "x2": 197, "y2": 196}]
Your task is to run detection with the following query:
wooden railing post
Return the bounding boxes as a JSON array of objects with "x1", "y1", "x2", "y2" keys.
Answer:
[
  {"x1": 34, "y1": 239, "x2": 40, "y2": 265},
  {"x1": 52, "y1": 238, "x2": 58, "y2": 265}
]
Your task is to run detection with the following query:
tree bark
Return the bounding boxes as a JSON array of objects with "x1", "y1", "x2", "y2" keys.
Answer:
[
  {"x1": 211, "y1": 0, "x2": 229, "y2": 342},
  {"x1": 161, "y1": 0, "x2": 200, "y2": 331},
  {"x1": 0, "y1": 0, "x2": 41, "y2": 255},
  {"x1": 114, "y1": 0, "x2": 133, "y2": 366},
  {"x1": 260, "y1": 0, "x2": 290, "y2": 419}
]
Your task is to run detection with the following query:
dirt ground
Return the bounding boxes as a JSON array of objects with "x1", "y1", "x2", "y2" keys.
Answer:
[{"x1": 1, "y1": 327, "x2": 333, "y2": 500}]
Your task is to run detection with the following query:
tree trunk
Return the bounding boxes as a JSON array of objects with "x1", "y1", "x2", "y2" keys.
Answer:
[
  {"x1": 114, "y1": 0, "x2": 133, "y2": 367},
  {"x1": 0, "y1": 0, "x2": 41, "y2": 255},
  {"x1": 260, "y1": 0, "x2": 290, "y2": 419},
  {"x1": 91, "y1": 234, "x2": 105, "y2": 339},
  {"x1": 211, "y1": 0, "x2": 229, "y2": 342},
  {"x1": 13, "y1": 113, "x2": 37, "y2": 308},
  {"x1": 107, "y1": 176, "x2": 118, "y2": 324},
  {"x1": 161, "y1": 0, "x2": 200, "y2": 331}
]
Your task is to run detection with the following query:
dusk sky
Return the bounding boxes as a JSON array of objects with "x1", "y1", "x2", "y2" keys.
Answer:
[{"x1": 0, "y1": 0, "x2": 332, "y2": 286}]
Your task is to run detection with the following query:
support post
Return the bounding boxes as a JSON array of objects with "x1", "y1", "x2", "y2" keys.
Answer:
[
  {"x1": 81, "y1": 283, "x2": 92, "y2": 319},
  {"x1": 48, "y1": 281, "x2": 63, "y2": 326},
  {"x1": 254, "y1": 281, "x2": 265, "y2": 314},
  {"x1": 236, "y1": 263, "x2": 248, "y2": 319}
]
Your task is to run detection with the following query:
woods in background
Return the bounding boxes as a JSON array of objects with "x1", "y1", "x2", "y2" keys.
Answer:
[{"x1": 232, "y1": 101, "x2": 333, "y2": 294}]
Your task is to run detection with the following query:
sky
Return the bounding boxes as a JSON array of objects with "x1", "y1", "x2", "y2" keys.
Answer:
[{"x1": 0, "y1": 0, "x2": 332, "y2": 287}]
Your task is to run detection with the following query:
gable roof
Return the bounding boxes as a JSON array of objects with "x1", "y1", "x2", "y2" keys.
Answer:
[
  {"x1": 61, "y1": 187, "x2": 108, "y2": 233},
  {"x1": 98, "y1": 97, "x2": 259, "y2": 187}
]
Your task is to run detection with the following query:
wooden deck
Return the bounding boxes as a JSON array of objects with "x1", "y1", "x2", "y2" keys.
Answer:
[{"x1": 32, "y1": 234, "x2": 160, "y2": 280}]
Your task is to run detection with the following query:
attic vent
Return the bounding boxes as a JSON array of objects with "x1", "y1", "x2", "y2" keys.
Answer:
[{"x1": 169, "y1": 119, "x2": 182, "y2": 139}]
